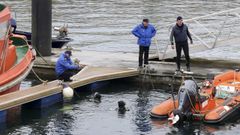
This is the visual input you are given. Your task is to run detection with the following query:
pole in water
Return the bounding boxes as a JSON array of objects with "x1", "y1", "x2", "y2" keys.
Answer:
[{"x1": 32, "y1": 0, "x2": 52, "y2": 56}]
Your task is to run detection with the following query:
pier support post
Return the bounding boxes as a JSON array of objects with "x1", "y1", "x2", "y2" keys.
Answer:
[{"x1": 32, "y1": 0, "x2": 52, "y2": 56}]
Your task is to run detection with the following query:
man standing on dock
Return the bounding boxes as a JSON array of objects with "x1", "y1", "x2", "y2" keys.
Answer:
[
  {"x1": 55, "y1": 50, "x2": 80, "y2": 81},
  {"x1": 132, "y1": 19, "x2": 156, "y2": 69},
  {"x1": 170, "y1": 16, "x2": 193, "y2": 72}
]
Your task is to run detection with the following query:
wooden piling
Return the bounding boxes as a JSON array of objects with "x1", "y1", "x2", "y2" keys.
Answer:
[{"x1": 32, "y1": 0, "x2": 52, "y2": 56}]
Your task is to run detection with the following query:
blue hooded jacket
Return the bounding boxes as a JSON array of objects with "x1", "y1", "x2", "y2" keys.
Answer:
[
  {"x1": 132, "y1": 24, "x2": 156, "y2": 47},
  {"x1": 55, "y1": 53, "x2": 79, "y2": 76}
]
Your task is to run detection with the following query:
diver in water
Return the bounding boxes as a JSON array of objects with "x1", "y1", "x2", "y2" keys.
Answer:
[
  {"x1": 117, "y1": 100, "x2": 129, "y2": 114},
  {"x1": 93, "y1": 92, "x2": 102, "y2": 103}
]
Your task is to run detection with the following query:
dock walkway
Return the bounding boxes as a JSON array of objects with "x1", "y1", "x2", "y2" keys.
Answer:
[{"x1": 0, "y1": 66, "x2": 138, "y2": 111}]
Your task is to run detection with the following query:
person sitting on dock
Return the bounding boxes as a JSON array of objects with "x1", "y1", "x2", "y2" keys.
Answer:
[
  {"x1": 55, "y1": 50, "x2": 80, "y2": 81},
  {"x1": 132, "y1": 19, "x2": 156, "y2": 69},
  {"x1": 170, "y1": 16, "x2": 193, "y2": 72}
]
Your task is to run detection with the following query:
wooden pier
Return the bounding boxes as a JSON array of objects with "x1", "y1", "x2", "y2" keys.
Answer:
[{"x1": 0, "y1": 66, "x2": 138, "y2": 112}]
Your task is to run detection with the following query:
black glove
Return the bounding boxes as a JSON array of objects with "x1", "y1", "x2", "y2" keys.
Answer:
[
  {"x1": 190, "y1": 40, "x2": 193, "y2": 44},
  {"x1": 171, "y1": 42, "x2": 174, "y2": 45}
]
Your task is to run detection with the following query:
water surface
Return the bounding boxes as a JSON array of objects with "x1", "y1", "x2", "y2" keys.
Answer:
[{"x1": 0, "y1": 79, "x2": 239, "y2": 135}]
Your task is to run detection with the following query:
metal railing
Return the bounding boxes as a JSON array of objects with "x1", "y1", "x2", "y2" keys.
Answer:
[{"x1": 154, "y1": 7, "x2": 240, "y2": 60}]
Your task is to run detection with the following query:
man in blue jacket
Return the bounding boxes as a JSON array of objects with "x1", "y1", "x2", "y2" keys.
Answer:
[
  {"x1": 132, "y1": 19, "x2": 156, "y2": 68},
  {"x1": 55, "y1": 51, "x2": 80, "y2": 81}
]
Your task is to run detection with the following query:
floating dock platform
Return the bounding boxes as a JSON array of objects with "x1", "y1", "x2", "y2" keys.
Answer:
[{"x1": 0, "y1": 66, "x2": 138, "y2": 123}]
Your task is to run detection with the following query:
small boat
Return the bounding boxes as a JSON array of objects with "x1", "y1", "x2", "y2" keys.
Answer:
[
  {"x1": 0, "y1": 4, "x2": 35, "y2": 95},
  {"x1": 150, "y1": 70, "x2": 240, "y2": 125},
  {"x1": 13, "y1": 25, "x2": 73, "y2": 48}
]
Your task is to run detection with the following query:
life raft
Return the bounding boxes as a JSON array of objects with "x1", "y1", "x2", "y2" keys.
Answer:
[{"x1": 150, "y1": 70, "x2": 240, "y2": 125}]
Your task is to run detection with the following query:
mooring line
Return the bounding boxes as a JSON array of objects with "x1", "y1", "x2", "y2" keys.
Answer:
[
  {"x1": 31, "y1": 68, "x2": 48, "y2": 84},
  {"x1": 142, "y1": 65, "x2": 156, "y2": 90},
  {"x1": 34, "y1": 47, "x2": 52, "y2": 66}
]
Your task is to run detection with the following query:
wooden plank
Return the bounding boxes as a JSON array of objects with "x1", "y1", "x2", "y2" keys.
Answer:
[
  {"x1": 0, "y1": 80, "x2": 62, "y2": 111},
  {"x1": 0, "y1": 66, "x2": 138, "y2": 111},
  {"x1": 70, "y1": 66, "x2": 138, "y2": 88}
]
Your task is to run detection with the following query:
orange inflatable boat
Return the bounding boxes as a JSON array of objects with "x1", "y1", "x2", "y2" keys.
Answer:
[{"x1": 150, "y1": 70, "x2": 240, "y2": 125}]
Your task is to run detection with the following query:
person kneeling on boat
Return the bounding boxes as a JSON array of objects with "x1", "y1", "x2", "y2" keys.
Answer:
[{"x1": 55, "y1": 50, "x2": 80, "y2": 81}]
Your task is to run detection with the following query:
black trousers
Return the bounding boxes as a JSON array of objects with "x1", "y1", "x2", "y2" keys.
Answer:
[
  {"x1": 57, "y1": 69, "x2": 80, "y2": 82},
  {"x1": 175, "y1": 42, "x2": 190, "y2": 69},
  {"x1": 139, "y1": 46, "x2": 149, "y2": 67}
]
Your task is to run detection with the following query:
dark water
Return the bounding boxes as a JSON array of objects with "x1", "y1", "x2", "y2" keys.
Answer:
[{"x1": 0, "y1": 78, "x2": 239, "y2": 135}]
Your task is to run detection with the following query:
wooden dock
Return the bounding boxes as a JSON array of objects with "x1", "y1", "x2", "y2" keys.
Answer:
[{"x1": 0, "y1": 66, "x2": 138, "y2": 111}]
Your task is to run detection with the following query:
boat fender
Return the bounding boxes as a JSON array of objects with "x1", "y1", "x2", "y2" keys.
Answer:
[{"x1": 62, "y1": 84, "x2": 74, "y2": 99}]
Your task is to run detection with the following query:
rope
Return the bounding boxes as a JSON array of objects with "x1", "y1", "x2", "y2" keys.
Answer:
[
  {"x1": 171, "y1": 73, "x2": 177, "y2": 109},
  {"x1": 31, "y1": 68, "x2": 48, "y2": 84},
  {"x1": 142, "y1": 65, "x2": 156, "y2": 90},
  {"x1": 33, "y1": 47, "x2": 51, "y2": 66},
  {"x1": 74, "y1": 90, "x2": 82, "y2": 99},
  {"x1": 185, "y1": 87, "x2": 211, "y2": 114},
  {"x1": 172, "y1": 71, "x2": 205, "y2": 112}
]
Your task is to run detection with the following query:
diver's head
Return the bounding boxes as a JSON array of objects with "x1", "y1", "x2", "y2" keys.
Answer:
[
  {"x1": 118, "y1": 100, "x2": 126, "y2": 109},
  {"x1": 94, "y1": 92, "x2": 101, "y2": 101}
]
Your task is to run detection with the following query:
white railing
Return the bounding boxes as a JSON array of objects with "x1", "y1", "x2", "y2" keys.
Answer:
[{"x1": 154, "y1": 7, "x2": 240, "y2": 60}]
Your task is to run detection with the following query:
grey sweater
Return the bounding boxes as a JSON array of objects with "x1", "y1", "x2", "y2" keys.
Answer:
[{"x1": 170, "y1": 24, "x2": 192, "y2": 44}]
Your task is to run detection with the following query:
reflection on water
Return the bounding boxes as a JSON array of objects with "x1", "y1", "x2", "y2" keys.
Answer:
[{"x1": 0, "y1": 79, "x2": 239, "y2": 135}]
